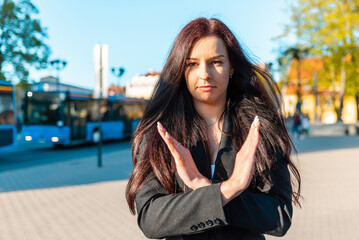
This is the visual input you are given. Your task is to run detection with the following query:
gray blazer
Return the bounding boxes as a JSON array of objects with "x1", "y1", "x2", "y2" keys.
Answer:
[{"x1": 135, "y1": 114, "x2": 293, "y2": 240}]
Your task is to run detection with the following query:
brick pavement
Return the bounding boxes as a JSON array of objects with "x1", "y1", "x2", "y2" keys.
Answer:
[
  {"x1": 266, "y1": 147, "x2": 359, "y2": 240},
  {"x1": 1, "y1": 142, "x2": 359, "y2": 239},
  {"x1": 0, "y1": 181, "x2": 147, "y2": 240}
]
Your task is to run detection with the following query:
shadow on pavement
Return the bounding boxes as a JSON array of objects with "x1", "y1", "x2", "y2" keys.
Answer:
[
  {"x1": 292, "y1": 135, "x2": 359, "y2": 154},
  {"x1": 0, "y1": 140, "x2": 131, "y2": 171},
  {"x1": 0, "y1": 140, "x2": 133, "y2": 193},
  {"x1": 1, "y1": 136, "x2": 358, "y2": 193}
]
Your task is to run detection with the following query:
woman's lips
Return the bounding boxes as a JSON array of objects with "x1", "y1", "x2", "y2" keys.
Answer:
[{"x1": 198, "y1": 85, "x2": 216, "y2": 91}]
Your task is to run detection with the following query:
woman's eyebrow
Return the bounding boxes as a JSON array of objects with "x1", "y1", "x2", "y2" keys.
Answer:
[
  {"x1": 186, "y1": 55, "x2": 225, "y2": 61},
  {"x1": 209, "y1": 55, "x2": 225, "y2": 60}
]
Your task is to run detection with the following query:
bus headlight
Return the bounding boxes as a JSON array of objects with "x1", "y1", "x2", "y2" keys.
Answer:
[
  {"x1": 25, "y1": 136, "x2": 32, "y2": 141},
  {"x1": 57, "y1": 120, "x2": 64, "y2": 127},
  {"x1": 51, "y1": 137, "x2": 59, "y2": 142}
]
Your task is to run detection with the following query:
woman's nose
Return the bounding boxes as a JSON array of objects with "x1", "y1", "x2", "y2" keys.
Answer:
[{"x1": 199, "y1": 63, "x2": 210, "y2": 80}]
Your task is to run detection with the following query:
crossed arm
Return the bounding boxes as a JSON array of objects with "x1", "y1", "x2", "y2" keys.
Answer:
[
  {"x1": 135, "y1": 117, "x2": 292, "y2": 238},
  {"x1": 157, "y1": 116, "x2": 260, "y2": 205},
  {"x1": 136, "y1": 167, "x2": 292, "y2": 238}
]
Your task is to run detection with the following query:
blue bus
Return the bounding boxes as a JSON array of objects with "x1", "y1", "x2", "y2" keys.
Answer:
[
  {"x1": 0, "y1": 80, "x2": 16, "y2": 152},
  {"x1": 22, "y1": 90, "x2": 147, "y2": 146}
]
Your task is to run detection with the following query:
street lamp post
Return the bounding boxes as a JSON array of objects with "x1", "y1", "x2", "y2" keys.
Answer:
[
  {"x1": 111, "y1": 67, "x2": 125, "y2": 96},
  {"x1": 50, "y1": 59, "x2": 67, "y2": 91}
]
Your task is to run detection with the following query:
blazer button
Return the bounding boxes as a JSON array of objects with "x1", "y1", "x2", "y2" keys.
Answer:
[
  {"x1": 206, "y1": 220, "x2": 214, "y2": 226},
  {"x1": 198, "y1": 222, "x2": 205, "y2": 229},
  {"x1": 190, "y1": 225, "x2": 198, "y2": 231},
  {"x1": 214, "y1": 218, "x2": 221, "y2": 224}
]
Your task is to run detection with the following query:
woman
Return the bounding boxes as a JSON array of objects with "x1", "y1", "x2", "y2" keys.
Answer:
[{"x1": 126, "y1": 17, "x2": 301, "y2": 240}]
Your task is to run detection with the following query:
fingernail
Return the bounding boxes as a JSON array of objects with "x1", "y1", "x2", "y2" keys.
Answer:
[
  {"x1": 165, "y1": 132, "x2": 170, "y2": 139},
  {"x1": 157, "y1": 121, "x2": 165, "y2": 132},
  {"x1": 255, "y1": 116, "x2": 260, "y2": 127},
  {"x1": 251, "y1": 116, "x2": 259, "y2": 128}
]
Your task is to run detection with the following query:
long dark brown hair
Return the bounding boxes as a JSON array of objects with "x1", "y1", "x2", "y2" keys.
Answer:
[{"x1": 126, "y1": 17, "x2": 301, "y2": 214}]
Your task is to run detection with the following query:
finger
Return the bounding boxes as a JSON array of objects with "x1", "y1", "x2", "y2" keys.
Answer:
[
  {"x1": 157, "y1": 122, "x2": 182, "y2": 158},
  {"x1": 241, "y1": 118, "x2": 260, "y2": 159},
  {"x1": 248, "y1": 121, "x2": 260, "y2": 159},
  {"x1": 161, "y1": 128, "x2": 179, "y2": 144},
  {"x1": 250, "y1": 115, "x2": 259, "y2": 128},
  {"x1": 160, "y1": 125, "x2": 183, "y2": 152},
  {"x1": 157, "y1": 122, "x2": 170, "y2": 144},
  {"x1": 157, "y1": 122, "x2": 179, "y2": 145},
  {"x1": 157, "y1": 122, "x2": 176, "y2": 152},
  {"x1": 253, "y1": 120, "x2": 260, "y2": 142},
  {"x1": 250, "y1": 116, "x2": 259, "y2": 137},
  {"x1": 165, "y1": 132, "x2": 186, "y2": 161},
  {"x1": 242, "y1": 116, "x2": 259, "y2": 150}
]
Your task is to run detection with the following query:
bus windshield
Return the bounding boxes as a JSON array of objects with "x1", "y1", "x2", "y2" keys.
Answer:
[{"x1": 25, "y1": 92, "x2": 65, "y2": 125}]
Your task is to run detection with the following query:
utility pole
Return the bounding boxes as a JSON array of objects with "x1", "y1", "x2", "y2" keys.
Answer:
[
  {"x1": 94, "y1": 44, "x2": 108, "y2": 168},
  {"x1": 313, "y1": 72, "x2": 319, "y2": 122},
  {"x1": 338, "y1": 57, "x2": 346, "y2": 122},
  {"x1": 50, "y1": 59, "x2": 67, "y2": 91},
  {"x1": 111, "y1": 67, "x2": 125, "y2": 96},
  {"x1": 97, "y1": 46, "x2": 103, "y2": 168}
]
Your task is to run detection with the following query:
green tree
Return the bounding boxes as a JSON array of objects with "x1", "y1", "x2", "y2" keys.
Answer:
[
  {"x1": 275, "y1": 2, "x2": 312, "y2": 111},
  {"x1": 277, "y1": 0, "x2": 359, "y2": 121},
  {"x1": 0, "y1": 0, "x2": 50, "y2": 82}
]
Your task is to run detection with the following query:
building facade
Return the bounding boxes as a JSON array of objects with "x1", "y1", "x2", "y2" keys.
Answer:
[
  {"x1": 281, "y1": 58, "x2": 357, "y2": 123},
  {"x1": 125, "y1": 71, "x2": 160, "y2": 99}
]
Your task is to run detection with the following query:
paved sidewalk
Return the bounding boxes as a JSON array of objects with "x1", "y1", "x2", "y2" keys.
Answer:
[
  {"x1": 0, "y1": 180, "x2": 147, "y2": 240},
  {"x1": 266, "y1": 147, "x2": 359, "y2": 240},
  {"x1": 1, "y1": 138, "x2": 359, "y2": 239}
]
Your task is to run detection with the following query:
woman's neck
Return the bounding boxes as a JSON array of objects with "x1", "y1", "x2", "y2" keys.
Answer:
[{"x1": 194, "y1": 101, "x2": 225, "y2": 127}]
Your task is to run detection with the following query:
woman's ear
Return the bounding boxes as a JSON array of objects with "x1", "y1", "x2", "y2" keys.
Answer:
[{"x1": 229, "y1": 67, "x2": 234, "y2": 78}]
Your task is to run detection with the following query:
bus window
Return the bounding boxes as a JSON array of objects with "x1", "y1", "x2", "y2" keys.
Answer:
[
  {"x1": 69, "y1": 100, "x2": 88, "y2": 140},
  {"x1": 0, "y1": 110, "x2": 14, "y2": 124},
  {"x1": 87, "y1": 100, "x2": 98, "y2": 122},
  {"x1": 102, "y1": 101, "x2": 111, "y2": 121},
  {"x1": 0, "y1": 91, "x2": 14, "y2": 125},
  {"x1": 0, "y1": 81, "x2": 16, "y2": 151},
  {"x1": 123, "y1": 102, "x2": 146, "y2": 120}
]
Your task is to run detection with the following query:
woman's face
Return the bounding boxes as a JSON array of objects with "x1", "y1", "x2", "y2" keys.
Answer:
[{"x1": 184, "y1": 36, "x2": 233, "y2": 107}]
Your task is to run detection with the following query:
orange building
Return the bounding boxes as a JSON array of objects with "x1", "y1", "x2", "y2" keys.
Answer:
[{"x1": 281, "y1": 57, "x2": 357, "y2": 123}]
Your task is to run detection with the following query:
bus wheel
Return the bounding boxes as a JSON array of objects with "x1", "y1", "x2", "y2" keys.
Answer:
[{"x1": 92, "y1": 130, "x2": 100, "y2": 143}]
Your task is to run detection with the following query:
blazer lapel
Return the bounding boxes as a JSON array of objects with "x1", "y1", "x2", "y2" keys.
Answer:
[
  {"x1": 212, "y1": 112, "x2": 236, "y2": 183},
  {"x1": 190, "y1": 139, "x2": 212, "y2": 180},
  {"x1": 188, "y1": 112, "x2": 237, "y2": 183}
]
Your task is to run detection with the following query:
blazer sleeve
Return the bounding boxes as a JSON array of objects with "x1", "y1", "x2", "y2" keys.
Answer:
[
  {"x1": 135, "y1": 178, "x2": 228, "y2": 239},
  {"x1": 223, "y1": 154, "x2": 293, "y2": 237}
]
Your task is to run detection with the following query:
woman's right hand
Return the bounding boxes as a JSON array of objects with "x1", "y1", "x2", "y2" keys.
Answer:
[
  {"x1": 157, "y1": 121, "x2": 211, "y2": 190},
  {"x1": 220, "y1": 116, "x2": 260, "y2": 205}
]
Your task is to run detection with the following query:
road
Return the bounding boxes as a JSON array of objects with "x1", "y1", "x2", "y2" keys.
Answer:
[{"x1": 0, "y1": 140, "x2": 133, "y2": 192}]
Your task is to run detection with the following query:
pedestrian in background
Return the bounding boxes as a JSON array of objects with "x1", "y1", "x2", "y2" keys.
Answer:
[
  {"x1": 126, "y1": 17, "x2": 301, "y2": 240},
  {"x1": 301, "y1": 113, "x2": 310, "y2": 139},
  {"x1": 291, "y1": 109, "x2": 302, "y2": 139}
]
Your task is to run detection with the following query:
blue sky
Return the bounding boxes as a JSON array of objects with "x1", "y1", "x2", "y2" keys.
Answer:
[{"x1": 30, "y1": 0, "x2": 292, "y2": 90}]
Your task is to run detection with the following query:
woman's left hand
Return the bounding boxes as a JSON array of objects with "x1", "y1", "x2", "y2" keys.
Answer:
[{"x1": 157, "y1": 122, "x2": 210, "y2": 190}]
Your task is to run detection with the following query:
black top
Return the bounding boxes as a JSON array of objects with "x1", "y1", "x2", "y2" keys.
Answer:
[{"x1": 135, "y1": 113, "x2": 293, "y2": 240}]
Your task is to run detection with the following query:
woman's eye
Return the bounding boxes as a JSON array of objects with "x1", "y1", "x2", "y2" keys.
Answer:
[
  {"x1": 187, "y1": 62, "x2": 197, "y2": 67},
  {"x1": 212, "y1": 61, "x2": 222, "y2": 65}
]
